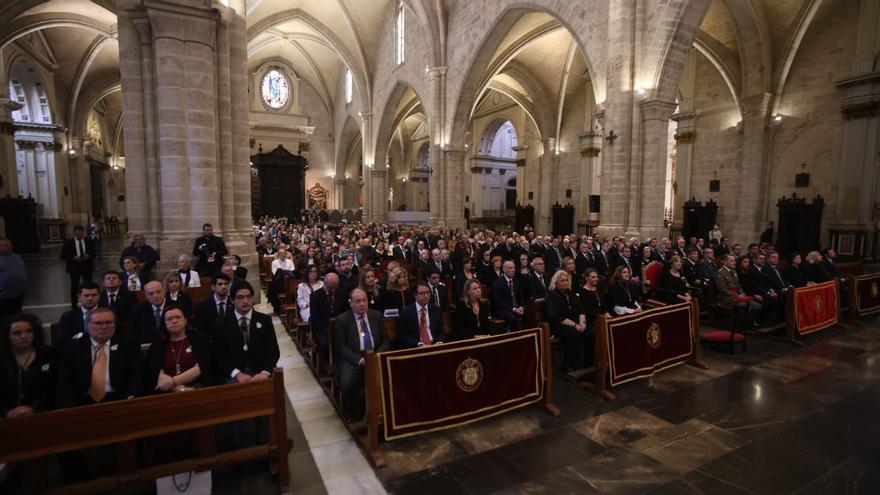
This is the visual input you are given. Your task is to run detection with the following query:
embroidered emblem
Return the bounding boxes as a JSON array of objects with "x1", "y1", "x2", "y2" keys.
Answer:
[
  {"x1": 455, "y1": 357, "x2": 483, "y2": 392},
  {"x1": 110, "y1": 344, "x2": 118, "y2": 351},
  {"x1": 647, "y1": 323, "x2": 662, "y2": 349},
  {"x1": 872, "y1": 282, "x2": 878, "y2": 299},
  {"x1": 814, "y1": 295, "x2": 822, "y2": 313}
]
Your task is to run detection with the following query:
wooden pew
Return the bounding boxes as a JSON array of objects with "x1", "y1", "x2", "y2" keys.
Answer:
[{"x1": 0, "y1": 369, "x2": 292, "y2": 494}]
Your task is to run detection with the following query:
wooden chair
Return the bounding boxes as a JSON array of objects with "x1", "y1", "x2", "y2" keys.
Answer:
[
  {"x1": 281, "y1": 278, "x2": 302, "y2": 328},
  {"x1": 702, "y1": 278, "x2": 747, "y2": 354}
]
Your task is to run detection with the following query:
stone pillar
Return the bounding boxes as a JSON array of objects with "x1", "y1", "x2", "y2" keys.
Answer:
[
  {"x1": 370, "y1": 168, "x2": 387, "y2": 222},
  {"x1": 118, "y1": 0, "x2": 257, "y2": 290},
  {"x1": 512, "y1": 144, "x2": 528, "y2": 204},
  {"x1": 537, "y1": 138, "x2": 556, "y2": 234},
  {"x1": 634, "y1": 99, "x2": 677, "y2": 240},
  {"x1": 360, "y1": 112, "x2": 373, "y2": 221},
  {"x1": 577, "y1": 132, "x2": 601, "y2": 222},
  {"x1": 597, "y1": 0, "x2": 636, "y2": 238},
  {"x1": 0, "y1": 98, "x2": 21, "y2": 197},
  {"x1": 831, "y1": 0, "x2": 880, "y2": 242},
  {"x1": 671, "y1": 112, "x2": 697, "y2": 222},
  {"x1": 427, "y1": 67, "x2": 447, "y2": 226},
  {"x1": 334, "y1": 178, "x2": 346, "y2": 208},
  {"x1": 731, "y1": 93, "x2": 771, "y2": 244},
  {"x1": 443, "y1": 148, "x2": 467, "y2": 229}
]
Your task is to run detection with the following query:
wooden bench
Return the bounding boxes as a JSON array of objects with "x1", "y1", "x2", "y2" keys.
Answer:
[{"x1": 0, "y1": 369, "x2": 292, "y2": 494}]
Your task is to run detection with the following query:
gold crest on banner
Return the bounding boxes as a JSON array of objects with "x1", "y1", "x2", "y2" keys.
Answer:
[
  {"x1": 872, "y1": 282, "x2": 878, "y2": 299},
  {"x1": 455, "y1": 357, "x2": 483, "y2": 392},
  {"x1": 646, "y1": 323, "x2": 662, "y2": 349},
  {"x1": 814, "y1": 295, "x2": 822, "y2": 312}
]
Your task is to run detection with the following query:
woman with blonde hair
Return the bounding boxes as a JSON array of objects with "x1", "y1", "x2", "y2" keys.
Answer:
[{"x1": 379, "y1": 266, "x2": 414, "y2": 311}]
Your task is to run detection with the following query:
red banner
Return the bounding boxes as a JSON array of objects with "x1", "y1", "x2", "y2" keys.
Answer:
[
  {"x1": 604, "y1": 302, "x2": 695, "y2": 387},
  {"x1": 853, "y1": 274, "x2": 880, "y2": 316},
  {"x1": 792, "y1": 280, "x2": 838, "y2": 335},
  {"x1": 377, "y1": 328, "x2": 544, "y2": 441}
]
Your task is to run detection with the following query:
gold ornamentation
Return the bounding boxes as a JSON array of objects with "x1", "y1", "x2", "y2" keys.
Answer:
[
  {"x1": 871, "y1": 282, "x2": 878, "y2": 299},
  {"x1": 646, "y1": 323, "x2": 662, "y2": 349},
  {"x1": 814, "y1": 295, "x2": 822, "y2": 312},
  {"x1": 455, "y1": 357, "x2": 483, "y2": 392}
]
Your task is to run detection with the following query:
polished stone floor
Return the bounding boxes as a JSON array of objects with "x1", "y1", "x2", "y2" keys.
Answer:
[
  {"x1": 380, "y1": 322, "x2": 880, "y2": 494},
  {"x1": 14, "y1": 245, "x2": 880, "y2": 494}
]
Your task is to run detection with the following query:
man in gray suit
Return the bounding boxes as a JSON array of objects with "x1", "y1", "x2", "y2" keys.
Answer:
[
  {"x1": 715, "y1": 254, "x2": 760, "y2": 329},
  {"x1": 333, "y1": 288, "x2": 390, "y2": 421}
]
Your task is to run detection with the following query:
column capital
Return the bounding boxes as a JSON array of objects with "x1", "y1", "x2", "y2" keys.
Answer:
[
  {"x1": 639, "y1": 99, "x2": 678, "y2": 122},
  {"x1": 442, "y1": 146, "x2": 467, "y2": 158},
  {"x1": 427, "y1": 66, "x2": 448, "y2": 78},
  {"x1": 738, "y1": 93, "x2": 772, "y2": 118},
  {"x1": 674, "y1": 131, "x2": 695, "y2": 143}
]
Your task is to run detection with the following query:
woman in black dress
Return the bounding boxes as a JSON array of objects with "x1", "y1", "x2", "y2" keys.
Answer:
[
  {"x1": 453, "y1": 279, "x2": 491, "y2": 340},
  {"x1": 577, "y1": 269, "x2": 608, "y2": 330},
  {"x1": 545, "y1": 270, "x2": 590, "y2": 372},
  {"x1": 659, "y1": 255, "x2": 693, "y2": 304},
  {"x1": 1, "y1": 313, "x2": 54, "y2": 417},
  {"x1": 147, "y1": 305, "x2": 212, "y2": 392},
  {"x1": 480, "y1": 255, "x2": 504, "y2": 287},
  {"x1": 606, "y1": 266, "x2": 643, "y2": 315},
  {"x1": 784, "y1": 253, "x2": 808, "y2": 288},
  {"x1": 453, "y1": 258, "x2": 477, "y2": 303},
  {"x1": 379, "y1": 267, "x2": 414, "y2": 312}
]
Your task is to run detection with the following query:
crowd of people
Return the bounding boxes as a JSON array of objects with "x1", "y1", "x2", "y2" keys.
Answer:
[{"x1": 1, "y1": 217, "x2": 846, "y2": 425}]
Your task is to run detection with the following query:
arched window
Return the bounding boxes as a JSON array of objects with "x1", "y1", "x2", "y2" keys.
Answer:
[
  {"x1": 345, "y1": 68, "x2": 353, "y2": 104},
  {"x1": 482, "y1": 120, "x2": 517, "y2": 159},
  {"x1": 416, "y1": 143, "x2": 430, "y2": 169},
  {"x1": 260, "y1": 68, "x2": 291, "y2": 109},
  {"x1": 8, "y1": 79, "x2": 28, "y2": 121},
  {"x1": 395, "y1": 3, "x2": 405, "y2": 65}
]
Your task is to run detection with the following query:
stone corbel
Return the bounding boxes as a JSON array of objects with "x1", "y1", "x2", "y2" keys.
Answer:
[{"x1": 674, "y1": 131, "x2": 695, "y2": 144}]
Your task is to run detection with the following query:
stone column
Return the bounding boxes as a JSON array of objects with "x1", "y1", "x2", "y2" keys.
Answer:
[
  {"x1": 370, "y1": 168, "x2": 387, "y2": 222},
  {"x1": 671, "y1": 112, "x2": 697, "y2": 222},
  {"x1": 577, "y1": 132, "x2": 601, "y2": 222},
  {"x1": 512, "y1": 144, "x2": 528, "y2": 204},
  {"x1": 443, "y1": 147, "x2": 467, "y2": 229},
  {"x1": 731, "y1": 93, "x2": 771, "y2": 244},
  {"x1": 0, "y1": 98, "x2": 21, "y2": 197},
  {"x1": 632, "y1": 99, "x2": 677, "y2": 240},
  {"x1": 334, "y1": 178, "x2": 346, "y2": 208},
  {"x1": 360, "y1": 112, "x2": 373, "y2": 221},
  {"x1": 427, "y1": 67, "x2": 447, "y2": 226},
  {"x1": 831, "y1": 0, "x2": 880, "y2": 243},
  {"x1": 118, "y1": 0, "x2": 257, "y2": 290},
  {"x1": 597, "y1": 0, "x2": 636, "y2": 238},
  {"x1": 537, "y1": 138, "x2": 556, "y2": 234}
]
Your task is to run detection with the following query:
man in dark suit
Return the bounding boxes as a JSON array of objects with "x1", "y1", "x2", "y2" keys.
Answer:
[
  {"x1": 127, "y1": 281, "x2": 167, "y2": 345},
  {"x1": 119, "y1": 233, "x2": 160, "y2": 274},
  {"x1": 575, "y1": 242, "x2": 595, "y2": 278},
  {"x1": 595, "y1": 241, "x2": 612, "y2": 278},
  {"x1": 615, "y1": 246, "x2": 639, "y2": 281},
  {"x1": 99, "y1": 270, "x2": 135, "y2": 324},
  {"x1": 525, "y1": 257, "x2": 550, "y2": 300},
  {"x1": 60, "y1": 225, "x2": 96, "y2": 308},
  {"x1": 425, "y1": 270, "x2": 450, "y2": 311},
  {"x1": 392, "y1": 238, "x2": 409, "y2": 261},
  {"x1": 545, "y1": 237, "x2": 564, "y2": 273},
  {"x1": 429, "y1": 248, "x2": 453, "y2": 278},
  {"x1": 55, "y1": 307, "x2": 144, "y2": 408},
  {"x1": 57, "y1": 282, "x2": 101, "y2": 344},
  {"x1": 399, "y1": 282, "x2": 446, "y2": 348},
  {"x1": 451, "y1": 237, "x2": 474, "y2": 272},
  {"x1": 491, "y1": 260, "x2": 525, "y2": 331},
  {"x1": 194, "y1": 273, "x2": 232, "y2": 336},
  {"x1": 336, "y1": 257, "x2": 358, "y2": 298},
  {"x1": 310, "y1": 273, "x2": 348, "y2": 368},
  {"x1": 333, "y1": 288, "x2": 390, "y2": 420},
  {"x1": 215, "y1": 280, "x2": 279, "y2": 384},
  {"x1": 192, "y1": 223, "x2": 228, "y2": 276},
  {"x1": 764, "y1": 252, "x2": 791, "y2": 294}
]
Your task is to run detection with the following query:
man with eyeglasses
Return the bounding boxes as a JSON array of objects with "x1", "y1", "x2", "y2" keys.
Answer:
[
  {"x1": 399, "y1": 281, "x2": 446, "y2": 349},
  {"x1": 55, "y1": 307, "x2": 144, "y2": 408}
]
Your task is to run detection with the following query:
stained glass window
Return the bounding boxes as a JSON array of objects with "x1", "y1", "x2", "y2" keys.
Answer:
[{"x1": 261, "y1": 69, "x2": 290, "y2": 109}]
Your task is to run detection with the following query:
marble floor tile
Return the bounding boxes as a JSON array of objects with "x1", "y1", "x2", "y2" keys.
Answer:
[
  {"x1": 384, "y1": 466, "x2": 467, "y2": 495},
  {"x1": 324, "y1": 470, "x2": 387, "y2": 495},
  {"x1": 502, "y1": 465, "x2": 602, "y2": 494},
  {"x1": 567, "y1": 447, "x2": 680, "y2": 495},
  {"x1": 290, "y1": 395, "x2": 338, "y2": 422},
  {"x1": 631, "y1": 419, "x2": 749, "y2": 474},
  {"x1": 451, "y1": 407, "x2": 543, "y2": 455},
  {"x1": 571, "y1": 406, "x2": 674, "y2": 449},
  {"x1": 494, "y1": 428, "x2": 605, "y2": 479},
  {"x1": 645, "y1": 471, "x2": 760, "y2": 495},
  {"x1": 299, "y1": 415, "x2": 352, "y2": 449},
  {"x1": 443, "y1": 449, "x2": 530, "y2": 494},
  {"x1": 749, "y1": 353, "x2": 832, "y2": 383},
  {"x1": 377, "y1": 431, "x2": 472, "y2": 482},
  {"x1": 311, "y1": 438, "x2": 377, "y2": 483}
]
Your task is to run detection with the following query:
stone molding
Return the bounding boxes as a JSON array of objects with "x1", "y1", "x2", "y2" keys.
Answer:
[{"x1": 842, "y1": 101, "x2": 879, "y2": 120}]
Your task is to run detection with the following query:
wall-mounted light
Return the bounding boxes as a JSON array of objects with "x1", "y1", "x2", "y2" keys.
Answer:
[
  {"x1": 773, "y1": 114, "x2": 783, "y2": 123},
  {"x1": 68, "y1": 148, "x2": 77, "y2": 158},
  {"x1": 330, "y1": 172, "x2": 336, "y2": 178},
  {"x1": 402, "y1": 177, "x2": 408, "y2": 182},
  {"x1": 345, "y1": 174, "x2": 351, "y2": 180},
  {"x1": 554, "y1": 150, "x2": 561, "y2": 156}
]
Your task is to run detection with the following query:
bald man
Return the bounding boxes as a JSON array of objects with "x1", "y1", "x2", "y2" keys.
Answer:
[
  {"x1": 309, "y1": 272, "x2": 349, "y2": 370},
  {"x1": 128, "y1": 280, "x2": 167, "y2": 344},
  {"x1": 334, "y1": 288, "x2": 390, "y2": 420}
]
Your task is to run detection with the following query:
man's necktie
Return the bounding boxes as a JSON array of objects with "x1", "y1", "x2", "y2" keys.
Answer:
[
  {"x1": 240, "y1": 317, "x2": 250, "y2": 347},
  {"x1": 108, "y1": 293, "x2": 115, "y2": 307},
  {"x1": 508, "y1": 279, "x2": 516, "y2": 306},
  {"x1": 419, "y1": 307, "x2": 431, "y2": 345},
  {"x1": 218, "y1": 301, "x2": 225, "y2": 317},
  {"x1": 154, "y1": 306, "x2": 162, "y2": 330},
  {"x1": 89, "y1": 343, "x2": 107, "y2": 403},
  {"x1": 358, "y1": 314, "x2": 373, "y2": 351},
  {"x1": 433, "y1": 286, "x2": 440, "y2": 306}
]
